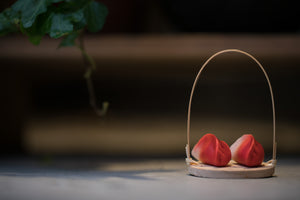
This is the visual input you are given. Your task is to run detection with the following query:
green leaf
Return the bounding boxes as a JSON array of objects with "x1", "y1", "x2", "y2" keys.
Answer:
[
  {"x1": 73, "y1": 17, "x2": 86, "y2": 31},
  {"x1": 0, "y1": 9, "x2": 19, "y2": 35},
  {"x1": 84, "y1": 1, "x2": 108, "y2": 32},
  {"x1": 3, "y1": 8, "x2": 20, "y2": 24},
  {"x1": 65, "y1": 0, "x2": 89, "y2": 8},
  {"x1": 49, "y1": 13, "x2": 73, "y2": 38},
  {"x1": 12, "y1": 0, "x2": 49, "y2": 28},
  {"x1": 51, "y1": 0, "x2": 65, "y2": 3},
  {"x1": 66, "y1": 8, "x2": 86, "y2": 31},
  {"x1": 19, "y1": 9, "x2": 55, "y2": 45},
  {"x1": 39, "y1": 11, "x2": 54, "y2": 35},
  {"x1": 58, "y1": 31, "x2": 79, "y2": 47},
  {"x1": 20, "y1": 22, "x2": 43, "y2": 45},
  {"x1": 27, "y1": 31, "x2": 43, "y2": 45},
  {"x1": 68, "y1": 9, "x2": 84, "y2": 23}
]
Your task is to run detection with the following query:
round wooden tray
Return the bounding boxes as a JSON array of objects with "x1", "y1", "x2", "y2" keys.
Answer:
[
  {"x1": 188, "y1": 160, "x2": 276, "y2": 179},
  {"x1": 186, "y1": 49, "x2": 277, "y2": 178}
]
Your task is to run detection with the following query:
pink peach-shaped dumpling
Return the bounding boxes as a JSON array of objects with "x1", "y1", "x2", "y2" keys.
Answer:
[
  {"x1": 230, "y1": 134, "x2": 264, "y2": 167},
  {"x1": 191, "y1": 133, "x2": 231, "y2": 167}
]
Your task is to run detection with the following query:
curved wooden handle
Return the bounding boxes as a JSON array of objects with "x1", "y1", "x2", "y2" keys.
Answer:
[{"x1": 186, "y1": 49, "x2": 276, "y2": 162}]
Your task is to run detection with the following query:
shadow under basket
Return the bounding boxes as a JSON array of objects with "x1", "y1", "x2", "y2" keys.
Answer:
[{"x1": 185, "y1": 49, "x2": 277, "y2": 178}]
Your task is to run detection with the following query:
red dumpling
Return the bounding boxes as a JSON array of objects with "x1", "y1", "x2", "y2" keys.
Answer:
[
  {"x1": 230, "y1": 134, "x2": 264, "y2": 167},
  {"x1": 191, "y1": 133, "x2": 231, "y2": 167}
]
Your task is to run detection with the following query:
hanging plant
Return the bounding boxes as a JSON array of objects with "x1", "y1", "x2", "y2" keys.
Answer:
[{"x1": 0, "y1": 0, "x2": 109, "y2": 116}]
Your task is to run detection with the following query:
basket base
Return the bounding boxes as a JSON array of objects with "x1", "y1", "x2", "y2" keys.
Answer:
[{"x1": 188, "y1": 161, "x2": 275, "y2": 179}]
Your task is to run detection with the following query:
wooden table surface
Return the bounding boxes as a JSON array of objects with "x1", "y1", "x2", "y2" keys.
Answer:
[{"x1": 1, "y1": 156, "x2": 300, "y2": 200}]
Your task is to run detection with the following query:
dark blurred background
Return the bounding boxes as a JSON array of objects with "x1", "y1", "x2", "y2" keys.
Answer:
[{"x1": 1, "y1": 0, "x2": 299, "y2": 158}]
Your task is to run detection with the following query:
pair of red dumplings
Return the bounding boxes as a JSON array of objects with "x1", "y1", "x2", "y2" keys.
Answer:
[{"x1": 192, "y1": 133, "x2": 264, "y2": 167}]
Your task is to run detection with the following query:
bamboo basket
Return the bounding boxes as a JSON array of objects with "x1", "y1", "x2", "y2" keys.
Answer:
[{"x1": 185, "y1": 49, "x2": 277, "y2": 178}]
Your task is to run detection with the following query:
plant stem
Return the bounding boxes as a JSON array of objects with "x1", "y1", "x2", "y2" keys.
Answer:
[{"x1": 78, "y1": 32, "x2": 108, "y2": 117}]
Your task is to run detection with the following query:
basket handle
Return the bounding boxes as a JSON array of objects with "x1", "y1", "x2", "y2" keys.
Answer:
[{"x1": 186, "y1": 49, "x2": 276, "y2": 163}]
